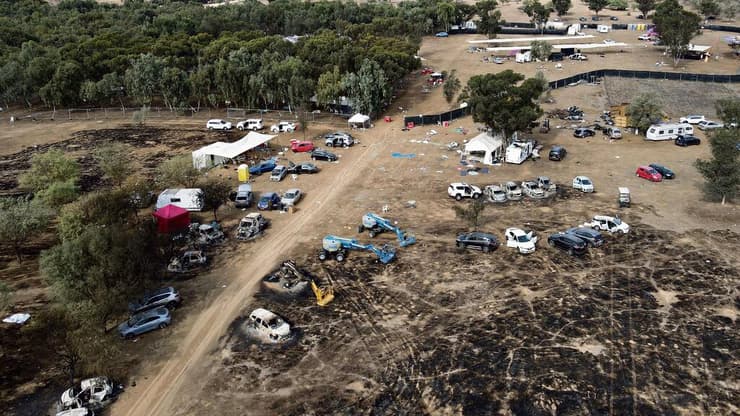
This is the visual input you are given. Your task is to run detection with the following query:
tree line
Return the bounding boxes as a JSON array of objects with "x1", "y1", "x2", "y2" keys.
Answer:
[{"x1": 0, "y1": 0, "x2": 491, "y2": 115}]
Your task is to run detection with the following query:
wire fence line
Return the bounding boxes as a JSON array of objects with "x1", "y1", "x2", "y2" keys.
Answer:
[
  {"x1": 549, "y1": 70, "x2": 740, "y2": 89},
  {"x1": 4, "y1": 106, "x2": 353, "y2": 126}
]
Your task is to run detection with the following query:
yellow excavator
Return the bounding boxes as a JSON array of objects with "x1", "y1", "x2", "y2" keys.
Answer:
[{"x1": 280, "y1": 260, "x2": 334, "y2": 306}]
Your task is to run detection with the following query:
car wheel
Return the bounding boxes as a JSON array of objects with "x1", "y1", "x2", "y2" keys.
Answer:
[
  {"x1": 455, "y1": 194, "x2": 462, "y2": 201},
  {"x1": 548, "y1": 239, "x2": 554, "y2": 247},
  {"x1": 327, "y1": 142, "x2": 333, "y2": 147},
  {"x1": 159, "y1": 322, "x2": 168, "y2": 329},
  {"x1": 238, "y1": 126, "x2": 244, "y2": 131},
  {"x1": 473, "y1": 193, "x2": 480, "y2": 199},
  {"x1": 318, "y1": 251, "x2": 327, "y2": 261},
  {"x1": 336, "y1": 252, "x2": 345, "y2": 262}
]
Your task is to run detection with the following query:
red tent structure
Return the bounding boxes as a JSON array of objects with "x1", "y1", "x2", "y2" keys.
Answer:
[{"x1": 152, "y1": 204, "x2": 190, "y2": 234}]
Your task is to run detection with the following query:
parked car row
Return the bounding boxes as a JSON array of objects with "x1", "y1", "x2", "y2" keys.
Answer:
[{"x1": 206, "y1": 119, "x2": 299, "y2": 132}]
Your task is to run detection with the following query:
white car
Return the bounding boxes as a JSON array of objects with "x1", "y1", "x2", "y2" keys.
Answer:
[
  {"x1": 249, "y1": 308, "x2": 291, "y2": 342},
  {"x1": 269, "y1": 165, "x2": 288, "y2": 181},
  {"x1": 504, "y1": 181, "x2": 522, "y2": 200},
  {"x1": 603, "y1": 39, "x2": 616, "y2": 45},
  {"x1": 521, "y1": 181, "x2": 545, "y2": 198},
  {"x1": 236, "y1": 118, "x2": 264, "y2": 131},
  {"x1": 697, "y1": 120, "x2": 724, "y2": 130},
  {"x1": 484, "y1": 184, "x2": 507, "y2": 202},
  {"x1": 505, "y1": 228, "x2": 538, "y2": 254},
  {"x1": 569, "y1": 53, "x2": 588, "y2": 61},
  {"x1": 270, "y1": 121, "x2": 297, "y2": 132},
  {"x1": 679, "y1": 115, "x2": 705, "y2": 125},
  {"x1": 448, "y1": 182, "x2": 482, "y2": 200},
  {"x1": 206, "y1": 119, "x2": 232, "y2": 130},
  {"x1": 572, "y1": 176, "x2": 594, "y2": 193},
  {"x1": 584, "y1": 215, "x2": 630, "y2": 234},
  {"x1": 60, "y1": 377, "x2": 115, "y2": 409},
  {"x1": 281, "y1": 188, "x2": 302, "y2": 206}
]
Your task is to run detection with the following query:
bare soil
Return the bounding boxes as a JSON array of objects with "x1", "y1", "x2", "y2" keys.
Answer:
[{"x1": 2, "y1": 3, "x2": 739, "y2": 415}]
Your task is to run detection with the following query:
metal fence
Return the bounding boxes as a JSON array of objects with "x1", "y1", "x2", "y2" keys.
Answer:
[
  {"x1": 403, "y1": 106, "x2": 469, "y2": 127},
  {"x1": 549, "y1": 69, "x2": 740, "y2": 89}
]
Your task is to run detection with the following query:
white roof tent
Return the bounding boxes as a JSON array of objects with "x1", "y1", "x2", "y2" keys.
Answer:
[
  {"x1": 463, "y1": 132, "x2": 504, "y2": 166},
  {"x1": 192, "y1": 131, "x2": 276, "y2": 169},
  {"x1": 348, "y1": 113, "x2": 371, "y2": 129}
]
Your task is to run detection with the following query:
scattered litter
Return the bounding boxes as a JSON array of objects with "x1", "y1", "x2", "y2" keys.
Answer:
[
  {"x1": 441, "y1": 155, "x2": 449, "y2": 160},
  {"x1": 405, "y1": 200, "x2": 417, "y2": 208},
  {"x1": 382, "y1": 204, "x2": 390, "y2": 213},
  {"x1": 436, "y1": 170, "x2": 443, "y2": 173},
  {"x1": 3, "y1": 313, "x2": 30, "y2": 325},
  {"x1": 391, "y1": 152, "x2": 416, "y2": 158},
  {"x1": 427, "y1": 129, "x2": 438, "y2": 136}
]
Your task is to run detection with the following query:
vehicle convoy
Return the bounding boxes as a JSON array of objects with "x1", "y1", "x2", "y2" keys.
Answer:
[
  {"x1": 448, "y1": 182, "x2": 482, "y2": 200},
  {"x1": 357, "y1": 213, "x2": 416, "y2": 247},
  {"x1": 504, "y1": 228, "x2": 537, "y2": 254},
  {"x1": 319, "y1": 235, "x2": 396, "y2": 263},
  {"x1": 456, "y1": 232, "x2": 499, "y2": 253},
  {"x1": 235, "y1": 213, "x2": 270, "y2": 241},
  {"x1": 584, "y1": 215, "x2": 630, "y2": 234}
]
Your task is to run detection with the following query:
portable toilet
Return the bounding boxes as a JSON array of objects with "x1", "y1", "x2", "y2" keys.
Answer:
[{"x1": 238, "y1": 164, "x2": 249, "y2": 182}]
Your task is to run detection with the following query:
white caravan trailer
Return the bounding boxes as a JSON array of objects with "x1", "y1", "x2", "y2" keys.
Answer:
[
  {"x1": 156, "y1": 188, "x2": 204, "y2": 211},
  {"x1": 645, "y1": 123, "x2": 694, "y2": 141}
]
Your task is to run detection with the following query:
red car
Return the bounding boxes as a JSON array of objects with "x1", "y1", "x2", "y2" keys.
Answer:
[
  {"x1": 290, "y1": 140, "x2": 314, "y2": 153},
  {"x1": 636, "y1": 165, "x2": 662, "y2": 182},
  {"x1": 421, "y1": 67, "x2": 434, "y2": 75}
]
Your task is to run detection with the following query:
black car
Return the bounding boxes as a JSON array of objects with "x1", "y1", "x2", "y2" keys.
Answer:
[
  {"x1": 649, "y1": 163, "x2": 675, "y2": 179},
  {"x1": 456, "y1": 232, "x2": 499, "y2": 253},
  {"x1": 310, "y1": 148, "x2": 338, "y2": 161},
  {"x1": 287, "y1": 162, "x2": 320, "y2": 174},
  {"x1": 547, "y1": 233, "x2": 588, "y2": 256},
  {"x1": 565, "y1": 227, "x2": 603, "y2": 247},
  {"x1": 675, "y1": 135, "x2": 701, "y2": 147},
  {"x1": 549, "y1": 145, "x2": 567, "y2": 161},
  {"x1": 573, "y1": 128, "x2": 596, "y2": 138}
]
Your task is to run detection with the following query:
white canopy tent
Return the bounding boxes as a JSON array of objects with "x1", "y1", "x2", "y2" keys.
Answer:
[
  {"x1": 192, "y1": 131, "x2": 276, "y2": 169},
  {"x1": 463, "y1": 132, "x2": 504, "y2": 165},
  {"x1": 348, "y1": 113, "x2": 371, "y2": 129}
]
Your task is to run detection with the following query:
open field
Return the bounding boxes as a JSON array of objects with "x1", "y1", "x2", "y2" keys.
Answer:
[{"x1": 2, "y1": 2, "x2": 739, "y2": 416}]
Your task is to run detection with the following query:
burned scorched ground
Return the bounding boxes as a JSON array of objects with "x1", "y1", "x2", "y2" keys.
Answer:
[{"x1": 184, "y1": 202, "x2": 739, "y2": 415}]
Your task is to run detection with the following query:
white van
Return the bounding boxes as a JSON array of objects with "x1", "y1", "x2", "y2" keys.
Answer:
[
  {"x1": 237, "y1": 118, "x2": 264, "y2": 131},
  {"x1": 645, "y1": 123, "x2": 694, "y2": 141},
  {"x1": 155, "y1": 188, "x2": 204, "y2": 211}
]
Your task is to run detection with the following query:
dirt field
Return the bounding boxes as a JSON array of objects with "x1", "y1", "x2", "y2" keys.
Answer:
[{"x1": 2, "y1": 3, "x2": 739, "y2": 416}]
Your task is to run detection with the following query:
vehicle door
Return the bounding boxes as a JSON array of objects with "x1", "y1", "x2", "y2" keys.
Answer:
[{"x1": 506, "y1": 231, "x2": 517, "y2": 247}]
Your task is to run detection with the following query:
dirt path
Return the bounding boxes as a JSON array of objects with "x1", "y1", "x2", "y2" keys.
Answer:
[{"x1": 111, "y1": 124, "x2": 400, "y2": 416}]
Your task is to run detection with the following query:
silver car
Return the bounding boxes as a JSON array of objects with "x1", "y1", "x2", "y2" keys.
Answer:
[
  {"x1": 128, "y1": 286, "x2": 181, "y2": 314},
  {"x1": 270, "y1": 165, "x2": 288, "y2": 181},
  {"x1": 281, "y1": 188, "x2": 302, "y2": 206}
]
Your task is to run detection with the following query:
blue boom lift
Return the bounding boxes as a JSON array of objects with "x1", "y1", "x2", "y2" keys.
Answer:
[
  {"x1": 357, "y1": 213, "x2": 416, "y2": 247},
  {"x1": 319, "y1": 235, "x2": 396, "y2": 264}
]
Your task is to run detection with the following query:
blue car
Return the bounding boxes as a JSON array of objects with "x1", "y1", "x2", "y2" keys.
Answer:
[
  {"x1": 249, "y1": 159, "x2": 276, "y2": 175},
  {"x1": 257, "y1": 192, "x2": 282, "y2": 211},
  {"x1": 435, "y1": 31, "x2": 448, "y2": 37},
  {"x1": 118, "y1": 307, "x2": 171, "y2": 339}
]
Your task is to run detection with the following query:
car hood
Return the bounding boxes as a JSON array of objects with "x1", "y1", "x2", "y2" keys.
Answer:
[{"x1": 60, "y1": 387, "x2": 76, "y2": 405}]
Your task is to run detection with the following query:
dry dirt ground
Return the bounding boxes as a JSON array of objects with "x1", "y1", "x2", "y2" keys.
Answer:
[{"x1": 1, "y1": 4, "x2": 739, "y2": 416}]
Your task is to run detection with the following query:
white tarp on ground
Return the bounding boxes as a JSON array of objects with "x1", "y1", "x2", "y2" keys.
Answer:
[
  {"x1": 192, "y1": 131, "x2": 276, "y2": 169},
  {"x1": 463, "y1": 132, "x2": 504, "y2": 165},
  {"x1": 3, "y1": 313, "x2": 30, "y2": 324}
]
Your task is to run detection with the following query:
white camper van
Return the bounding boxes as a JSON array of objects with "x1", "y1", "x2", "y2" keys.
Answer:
[
  {"x1": 156, "y1": 188, "x2": 204, "y2": 211},
  {"x1": 505, "y1": 140, "x2": 534, "y2": 164},
  {"x1": 645, "y1": 123, "x2": 694, "y2": 141}
]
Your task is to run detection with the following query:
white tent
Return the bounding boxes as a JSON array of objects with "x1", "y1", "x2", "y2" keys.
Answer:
[
  {"x1": 463, "y1": 132, "x2": 504, "y2": 165},
  {"x1": 348, "y1": 113, "x2": 371, "y2": 129},
  {"x1": 192, "y1": 131, "x2": 276, "y2": 169}
]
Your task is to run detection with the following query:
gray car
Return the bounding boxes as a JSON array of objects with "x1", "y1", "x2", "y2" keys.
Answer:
[
  {"x1": 565, "y1": 227, "x2": 604, "y2": 247},
  {"x1": 128, "y1": 286, "x2": 181, "y2": 314},
  {"x1": 118, "y1": 307, "x2": 171, "y2": 339}
]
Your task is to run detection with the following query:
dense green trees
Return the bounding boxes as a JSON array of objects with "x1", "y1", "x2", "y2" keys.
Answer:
[
  {"x1": 694, "y1": 99, "x2": 740, "y2": 204},
  {"x1": 0, "y1": 0, "x2": 473, "y2": 112},
  {"x1": 626, "y1": 94, "x2": 663, "y2": 134}
]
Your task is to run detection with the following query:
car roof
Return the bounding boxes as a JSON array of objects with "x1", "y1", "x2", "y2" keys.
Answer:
[
  {"x1": 567, "y1": 227, "x2": 597, "y2": 235},
  {"x1": 467, "y1": 231, "x2": 495, "y2": 238},
  {"x1": 148, "y1": 286, "x2": 175, "y2": 297},
  {"x1": 261, "y1": 192, "x2": 276, "y2": 198},
  {"x1": 250, "y1": 308, "x2": 278, "y2": 320},
  {"x1": 555, "y1": 233, "x2": 583, "y2": 243},
  {"x1": 133, "y1": 307, "x2": 168, "y2": 319},
  {"x1": 285, "y1": 188, "x2": 300, "y2": 194}
]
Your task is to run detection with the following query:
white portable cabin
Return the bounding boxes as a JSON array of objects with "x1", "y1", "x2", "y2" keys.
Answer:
[
  {"x1": 505, "y1": 140, "x2": 534, "y2": 164},
  {"x1": 515, "y1": 51, "x2": 532, "y2": 63},
  {"x1": 645, "y1": 123, "x2": 694, "y2": 141},
  {"x1": 463, "y1": 132, "x2": 504, "y2": 165},
  {"x1": 156, "y1": 188, "x2": 204, "y2": 212}
]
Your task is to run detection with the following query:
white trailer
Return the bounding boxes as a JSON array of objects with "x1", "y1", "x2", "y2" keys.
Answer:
[
  {"x1": 505, "y1": 140, "x2": 534, "y2": 164},
  {"x1": 645, "y1": 123, "x2": 694, "y2": 141},
  {"x1": 156, "y1": 188, "x2": 204, "y2": 211}
]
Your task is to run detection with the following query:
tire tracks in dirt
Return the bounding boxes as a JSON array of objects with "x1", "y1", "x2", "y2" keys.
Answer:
[{"x1": 112, "y1": 129, "x2": 398, "y2": 416}]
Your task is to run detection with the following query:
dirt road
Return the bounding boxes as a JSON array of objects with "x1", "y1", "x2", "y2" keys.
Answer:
[{"x1": 111, "y1": 125, "x2": 400, "y2": 416}]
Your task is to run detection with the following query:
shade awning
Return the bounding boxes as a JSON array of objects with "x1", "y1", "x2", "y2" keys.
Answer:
[
  {"x1": 152, "y1": 204, "x2": 190, "y2": 233},
  {"x1": 348, "y1": 113, "x2": 370, "y2": 123},
  {"x1": 200, "y1": 131, "x2": 276, "y2": 159}
]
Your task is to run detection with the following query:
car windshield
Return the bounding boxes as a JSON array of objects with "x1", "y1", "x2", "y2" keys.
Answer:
[
  {"x1": 582, "y1": 179, "x2": 591, "y2": 185},
  {"x1": 517, "y1": 235, "x2": 530, "y2": 243},
  {"x1": 285, "y1": 192, "x2": 295, "y2": 198}
]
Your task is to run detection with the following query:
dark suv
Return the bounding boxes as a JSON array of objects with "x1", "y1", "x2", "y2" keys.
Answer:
[
  {"x1": 573, "y1": 128, "x2": 595, "y2": 138},
  {"x1": 549, "y1": 145, "x2": 567, "y2": 161},
  {"x1": 310, "y1": 148, "x2": 338, "y2": 161},
  {"x1": 456, "y1": 232, "x2": 499, "y2": 253},
  {"x1": 547, "y1": 233, "x2": 588, "y2": 256},
  {"x1": 675, "y1": 135, "x2": 701, "y2": 147},
  {"x1": 565, "y1": 227, "x2": 603, "y2": 247}
]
